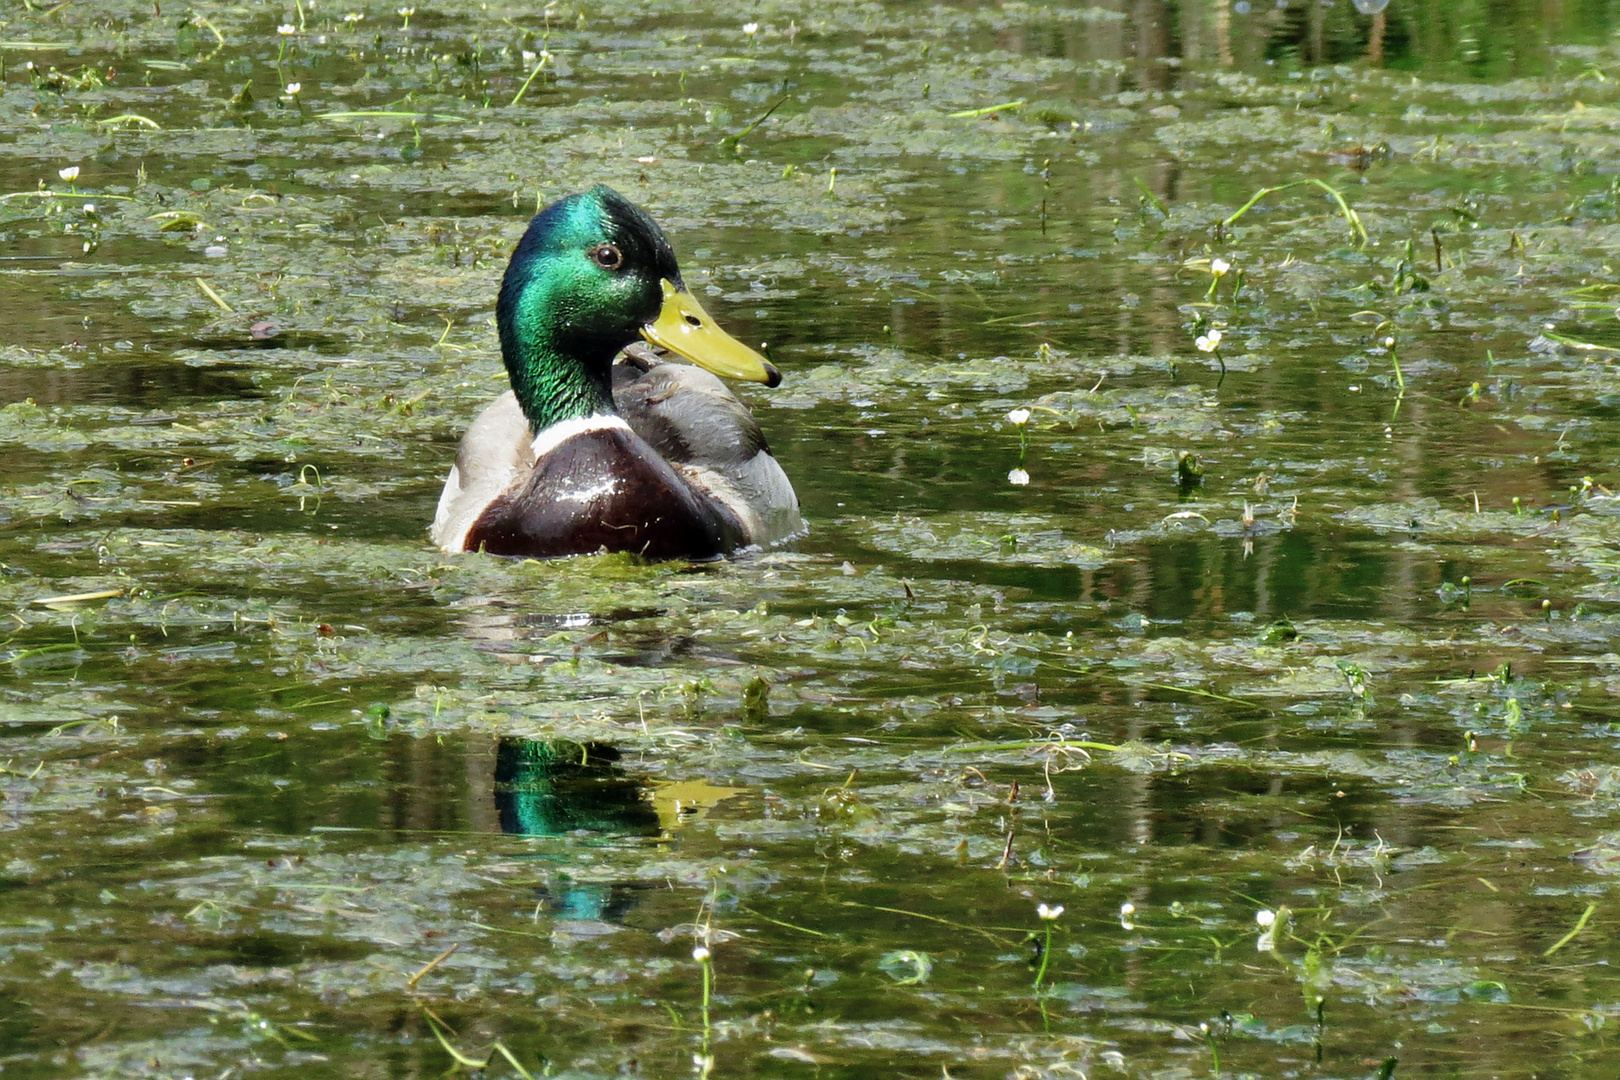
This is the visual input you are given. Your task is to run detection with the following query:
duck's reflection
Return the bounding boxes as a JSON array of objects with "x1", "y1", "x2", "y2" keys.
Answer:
[
  {"x1": 494, "y1": 739, "x2": 662, "y2": 838},
  {"x1": 493, "y1": 739, "x2": 660, "y2": 923}
]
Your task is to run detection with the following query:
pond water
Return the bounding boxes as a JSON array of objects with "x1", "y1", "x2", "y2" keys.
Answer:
[{"x1": 7, "y1": 0, "x2": 1620, "y2": 1076}]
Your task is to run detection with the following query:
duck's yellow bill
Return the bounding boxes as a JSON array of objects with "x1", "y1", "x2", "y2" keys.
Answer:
[{"x1": 641, "y1": 278, "x2": 781, "y2": 387}]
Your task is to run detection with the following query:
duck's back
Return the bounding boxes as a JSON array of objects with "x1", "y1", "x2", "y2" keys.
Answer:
[{"x1": 614, "y1": 350, "x2": 803, "y2": 547}]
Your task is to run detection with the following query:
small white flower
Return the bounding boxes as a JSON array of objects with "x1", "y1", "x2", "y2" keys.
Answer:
[
  {"x1": 1119, "y1": 901, "x2": 1136, "y2": 930},
  {"x1": 284, "y1": 82, "x2": 302, "y2": 95},
  {"x1": 692, "y1": 945, "x2": 711, "y2": 962},
  {"x1": 82, "y1": 204, "x2": 96, "y2": 214},
  {"x1": 522, "y1": 50, "x2": 537, "y2": 63},
  {"x1": 743, "y1": 22, "x2": 760, "y2": 34},
  {"x1": 1007, "y1": 468, "x2": 1030, "y2": 486},
  {"x1": 277, "y1": 23, "x2": 297, "y2": 34},
  {"x1": 1210, "y1": 257, "x2": 1230, "y2": 275},
  {"x1": 1006, "y1": 408, "x2": 1031, "y2": 426},
  {"x1": 1037, "y1": 902, "x2": 1064, "y2": 921},
  {"x1": 1255, "y1": 906, "x2": 1280, "y2": 951},
  {"x1": 344, "y1": 11, "x2": 365, "y2": 21},
  {"x1": 398, "y1": 6, "x2": 415, "y2": 14},
  {"x1": 58, "y1": 166, "x2": 80, "y2": 182},
  {"x1": 1382, "y1": 336, "x2": 1395, "y2": 348},
  {"x1": 1195, "y1": 328, "x2": 1222, "y2": 352}
]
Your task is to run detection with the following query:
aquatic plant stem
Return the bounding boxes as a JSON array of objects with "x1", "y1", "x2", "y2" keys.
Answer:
[
  {"x1": 422, "y1": 1012, "x2": 536, "y2": 1079},
  {"x1": 511, "y1": 52, "x2": 550, "y2": 106},
  {"x1": 191, "y1": 13, "x2": 224, "y2": 48},
  {"x1": 1032, "y1": 902, "x2": 1064, "y2": 990},
  {"x1": 1032, "y1": 920, "x2": 1054, "y2": 989},
  {"x1": 723, "y1": 95, "x2": 789, "y2": 150},
  {"x1": 692, "y1": 945, "x2": 713, "y2": 1042},
  {"x1": 693, "y1": 946, "x2": 714, "y2": 1076},
  {"x1": 1039, "y1": 158, "x2": 1050, "y2": 235},
  {"x1": 1201, "y1": 1021, "x2": 1221, "y2": 1075},
  {"x1": 1220, "y1": 178, "x2": 1368, "y2": 247},
  {"x1": 701, "y1": 955, "x2": 712, "y2": 1033}
]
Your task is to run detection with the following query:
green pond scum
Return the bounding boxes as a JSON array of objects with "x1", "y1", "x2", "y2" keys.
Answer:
[{"x1": 12, "y1": 0, "x2": 1620, "y2": 1076}]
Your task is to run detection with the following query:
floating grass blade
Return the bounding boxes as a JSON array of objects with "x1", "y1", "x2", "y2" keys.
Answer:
[
  {"x1": 317, "y1": 110, "x2": 466, "y2": 122},
  {"x1": 1133, "y1": 682, "x2": 1270, "y2": 711},
  {"x1": 1540, "y1": 331, "x2": 1620, "y2": 354},
  {"x1": 30, "y1": 588, "x2": 123, "y2": 606},
  {"x1": 94, "y1": 114, "x2": 161, "y2": 129},
  {"x1": 1543, "y1": 902, "x2": 1597, "y2": 956},
  {"x1": 194, "y1": 277, "x2": 234, "y2": 313},
  {"x1": 1220, "y1": 178, "x2": 1368, "y2": 247},
  {"x1": 4, "y1": 643, "x2": 81, "y2": 663},
  {"x1": 1132, "y1": 175, "x2": 1168, "y2": 216},
  {"x1": 945, "y1": 737, "x2": 1122, "y2": 754},
  {"x1": 840, "y1": 901, "x2": 1019, "y2": 946},
  {"x1": 0, "y1": 190, "x2": 132, "y2": 201},
  {"x1": 740, "y1": 906, "x2": 828, "y2": 937},
  {"x1": 948, "y1": 100, "x2": 1025, "y2": 118},
  {"x1": 407, "y1": 942, "x2": 459, "y2": 988}
]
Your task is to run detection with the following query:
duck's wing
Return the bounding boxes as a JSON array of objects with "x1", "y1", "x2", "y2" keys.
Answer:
[
  {"x1": 430, "y1": 390, "x2": 534, "y2": 552},
  {"x1": 613, "y1": 347, "x2": 804, "y2": 548}
]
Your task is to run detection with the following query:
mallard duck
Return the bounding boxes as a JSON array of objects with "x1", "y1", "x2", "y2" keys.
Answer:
[{"x1": 430, "y1": 185, "x2": 802, "y2": 559}]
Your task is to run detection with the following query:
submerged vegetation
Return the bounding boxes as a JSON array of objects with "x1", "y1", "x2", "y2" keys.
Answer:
[{"x1": 8, "y1": 0, "x2": 1620, "y2": 1076}]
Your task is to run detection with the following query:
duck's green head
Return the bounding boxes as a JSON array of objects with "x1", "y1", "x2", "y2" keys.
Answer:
[{"x1": 497, "y1": 185, "x2": 779, "y2": 431}]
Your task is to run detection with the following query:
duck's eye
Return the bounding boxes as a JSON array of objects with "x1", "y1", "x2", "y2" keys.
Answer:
[{"x1": 590, "y1": 243, "x2": 623, "y2": 271}]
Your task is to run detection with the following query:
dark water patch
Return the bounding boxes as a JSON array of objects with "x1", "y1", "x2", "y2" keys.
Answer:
[{"x1": 0, "y1": 356, "x2": 264, "y2": 408}]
